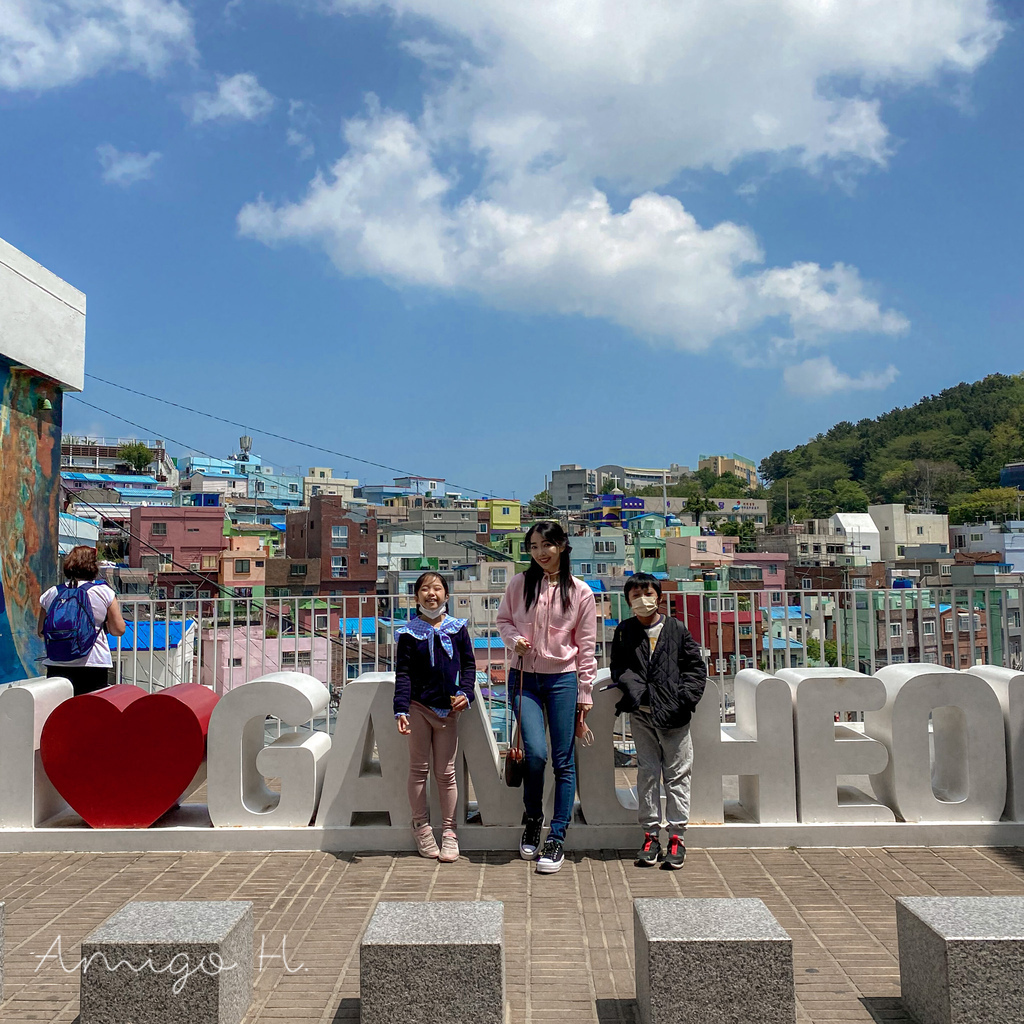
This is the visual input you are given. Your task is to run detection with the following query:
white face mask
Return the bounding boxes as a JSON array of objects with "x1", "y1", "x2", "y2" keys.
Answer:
[
  {"x1": 418, "y1": 602, "x2": 447, "y2": 621},
  {"x1": 630, "y1": 593, "x2": 660, "y2": 617}
]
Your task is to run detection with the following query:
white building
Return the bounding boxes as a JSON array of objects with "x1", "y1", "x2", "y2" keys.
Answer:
[
  {"x1": 378, "y1": 528, "x2": 425, "y2": 573},
  {"x1": 868, "y1": 504, "x2": 949, "y2": 562},
  {"x1": 58, "y1": 511, "x2": 99, "y2": 555},
  {"x1": 830, "y1": 513, "x2": 881, "y2": 564},
  {"x1": 950, "y1": 521, "x2": 1024, "y2": 573}
]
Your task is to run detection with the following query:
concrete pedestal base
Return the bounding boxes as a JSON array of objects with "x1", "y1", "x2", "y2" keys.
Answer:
[
  {"x1": 79, "y1": 901, "x2": 253, "y2": 1024},
  {"x1": 634, "y1": 898, "x2": 794, "y2": 1024},
  {"x1": 897, "y1": 896, "x2": 1024, "y2": 1024},
  {"x1": 360, "y1": 900, "x2": 504, "y2": 1024}
]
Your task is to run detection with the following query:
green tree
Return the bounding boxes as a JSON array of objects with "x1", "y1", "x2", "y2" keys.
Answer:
[
  {"x1": 117, "y1": 441, "x2": 154, "y2": 474},
  {"x1": 684, "y1": 495, "x2": 718, "y2": 526},
  {"x1": 948, "y1": 488, "x2": 1023, "y2": 525},
  {"x1": 831, "y1": 479, "x2": 869, "y2": 513},
  {"x1": 719, "y1": 519, "x2": 757, "y2": 551},
  {"x1": 527, "y1": 490, "x2": 554, "y2": 516},
  {"x1": 806, "y1": 637, "x2": 839, "y2": 667}
]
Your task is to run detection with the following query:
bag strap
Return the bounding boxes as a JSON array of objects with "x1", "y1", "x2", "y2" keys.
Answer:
[{"x1": 512, "y1": 655, "x2": 525, "y2": 756}]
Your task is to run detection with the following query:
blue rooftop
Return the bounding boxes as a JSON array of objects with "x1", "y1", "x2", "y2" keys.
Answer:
[
  {"x1": 341, "y1": 617, "x2": 376, "y2": 636},
  {"x1": 763, "y1": 636, "x2": 804, "y2": 650},
  {"x1": 473, "y1": 637, "x2": 506, "y2": 649},
  {"x1": 65, "y1": 472, "x2": 159, "y2": 485},
  {"x1": 108, "y1": 620, "x2": 195, "y2": 651}
]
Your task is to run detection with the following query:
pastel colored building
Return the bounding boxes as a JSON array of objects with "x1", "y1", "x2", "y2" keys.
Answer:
[
  {"x1": 665, "y1": 534, "x2": 735, "y2": 570},
  {"x1": 219, "y1": 535, "x2": 268, "y2": 598},
  {"x1": 128, "y1": 506, "x2": 228, "y2": 600}
]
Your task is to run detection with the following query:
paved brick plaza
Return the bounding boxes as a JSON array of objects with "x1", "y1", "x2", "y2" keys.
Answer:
[{"x1": 2, "y1": 846, "x2": 1024, "y2": 1023}]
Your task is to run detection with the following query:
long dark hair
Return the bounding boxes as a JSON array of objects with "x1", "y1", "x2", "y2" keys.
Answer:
[{"x1": 523, "y1": 521, "x2": 573, "y2": 612}]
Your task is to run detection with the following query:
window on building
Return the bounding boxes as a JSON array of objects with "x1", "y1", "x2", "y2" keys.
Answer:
[
  {"x1": 767, "y1": 564, "x2": 777, "y2": 574},
  {"x1": 458, "y1": 597, "x2": 469, "y2": 606},
  {"x1": 579, "y1": 562, "x2": 593, "y2": 574},
  {"x1": 891, "y1": 652, "x2": 905, "y2": 664},
  {"x1": 596, "y1": 563, "x2": 608, "y2": 574},
  {"x1": 799, "y1": 544, "x2": 809, "y2": 554},
  {"x1": 739, "y1": 625, "x2": 753, "y2": 637},
  {"x1": 360, "y1": 551, "x2": 369, "y2": 564},
  {"x1": 1011, "y1": 610, "x2": 1022, "y2": 629},
  {"x1": 944, "y1": 617, "x2": 953, "y2": 633},
  {"x1": 255, "y1": 560, "x2": 264, "y2": 568},
  {"x1": 461, "y1": 512, "x2": 470, "y2": 520},
  {"x1": 314, "y1": 614, "x2": 328, "y2": 630},
  {"x1": 897, "y1": 545, "x2": 906, "y2": 556},
  {"x1": 439, "y1": 559, "x2": 450, "y2": 570},
  {"x1": 478, "y1": 523, "x2": 488, "y2": 534},
  {"x1": 187, "y1": 527, "x2": 199, "y2": 533},
  {"x1": 435, "y1": 535, "x2": 446, "y2": 542},
  {"x1": 490, "y1": 567, "x2": 507, "y2": 585},
  {"x1": 707, "y1": 597, "x2": 736, "y2": 612},
  {"x1": 235, "y1": 559, "x2": 250, "y2": 574},
  {"x1": 289, "y1": 483, "x2": 299, "y2": 492},
  {"x1": 331, "y1": 525, "x2": 348, "y2": 547},
  {"x1": 696, "y1": 541, "x2": 707, "y2": 552},
  {"x1": 940, "y1": 564, "x2": 952, "y2": 576},
  {"x1": 290, "y1": 563, "x2": 307, "y2": 577},
  {"x1": 231, "y1": 657, "x2": 243, "y2": 667},
  {"x1": 770, "y1": 591, "x2": 783, "y2": 604},
  {"x1": 970, "y1": 533, "x2": 983, "y2": 542},
  {"x1": 502, "y1": 507, "x2": 510, "y2": 516},
  {"x1": 923, "y1": 620, "x2": 936, "y2": 636},
  {"x1": 922, "y1": 564, "x2": 934, "y2": 575},
  {"x1": 433, "y1": 512, "x2": 443, "y2": 519},
  {"x1": 801, "y1": 579, "x2": 812, "y2": 589},
  {"x1": 201, "y1": 555, "x2": 218, "y2": 570},
  {"x1": 175, "y1": 585, "x2": 196, "y2": 599},
  {"x1": 890, "y1": 622, "x2": 902, "y2": 638},
  {"x1": 151, "y1": 522, "x2": 167, "y2": 535},
  {"x1": 282, "y1": 650, "x2": 312, "y2": 668},
  {"x1": 331, "y1": 556, "x2": 348, "y2": 578},
  {"x1": 641, "y1": 548, "x2": 660, "y2": 560},
  {"x1": 484, "y1": 597, "x2": 501, "y2": 610}
]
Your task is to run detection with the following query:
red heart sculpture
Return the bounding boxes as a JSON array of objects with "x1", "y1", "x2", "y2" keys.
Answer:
[{"x1": 40, "y1": 683, "x2": 219, "y2": 829}]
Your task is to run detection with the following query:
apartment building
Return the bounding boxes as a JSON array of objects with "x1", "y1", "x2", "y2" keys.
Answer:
[
  {"x1": 868, "y1": 504, "x2": 948, "y2": 561},
  {"x1": 302, "y1": 467, "x2": 359, "y2": 506},
  {"x1": 219, "y1": 535, "x2": 267, "y2": 599},
  {"x1": 950, "y1": 520, "x2": 1024, "y2": 573},
  {"x1": 128, "y1": 506, "x2": 227, "y2": 600},
  {"x1": 698, "y1": 453, "x2": 758, "y2": 489},
  {"x1": 570, "y1": 528, "x2": 627, "y2": 577},
  {"x1": 285, "y1": 496, "x2": 377, "y2": 595},
  {"x1": 61, "y1": 435, "x2": 178, "y2": 486}
]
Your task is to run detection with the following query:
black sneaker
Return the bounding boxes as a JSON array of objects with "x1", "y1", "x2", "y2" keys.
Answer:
[
  {"x1": 520, "y1": 817, "x2": 544, "y2": 860},
  {"x1": 635, "y1": 832, "x2": 661, "y2": 867},
  {"x1": 536, "y1": 838, "x2": 565, "y2": 874},
  {"x1": 661, "y1": 833, "x2": 686, "y2": 870}
]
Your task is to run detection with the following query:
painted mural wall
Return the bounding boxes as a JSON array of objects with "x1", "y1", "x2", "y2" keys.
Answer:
[{"x1": 0, "y1": 354, "x2": 62, "y2": 684}]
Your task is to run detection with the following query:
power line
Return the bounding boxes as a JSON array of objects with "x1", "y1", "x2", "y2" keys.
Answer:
[{"x1": 81, "y1": 372, "x2": 497, "y2": 498}]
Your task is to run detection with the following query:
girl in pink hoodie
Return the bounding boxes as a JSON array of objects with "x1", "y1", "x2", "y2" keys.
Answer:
[{"x1": 497, "y1": 520, "x2": 596, "y2": 874}]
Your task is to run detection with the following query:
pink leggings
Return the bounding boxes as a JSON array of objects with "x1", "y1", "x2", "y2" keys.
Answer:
[{"x1": 407, "y1": 701, "x2": 460, "y2": 831}]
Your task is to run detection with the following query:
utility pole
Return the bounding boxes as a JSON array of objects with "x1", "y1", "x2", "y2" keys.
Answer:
[{"x1": 662, "y1": 470, "x2": 669, "y2": 518}]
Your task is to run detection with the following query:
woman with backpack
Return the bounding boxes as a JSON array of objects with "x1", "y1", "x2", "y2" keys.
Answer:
[{"x1": 37, "y1": 546, "x2": 126, "y2": 695}]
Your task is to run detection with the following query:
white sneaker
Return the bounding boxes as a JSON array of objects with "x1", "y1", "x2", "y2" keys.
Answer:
[
  {"x1": 520, "y1": 817, "x2": 543, "y2": 860},
  {"x1": 536, "y1": 838, "x2": 565, "y2": 874}
]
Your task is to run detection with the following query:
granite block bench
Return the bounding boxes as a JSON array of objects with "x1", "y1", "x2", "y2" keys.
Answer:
[
  {"x1": 360, "y1": 900, "x2": 504, "y2": 1024},
  {"x1": 897, "y1": 896, "x2": 1024, "y2": 1024},
  {"x1": 634, "y1": 897, "x2": 795, "y2": 1024},
  {"x1": 79, "y1": 901, "x2": 253, "y2": 1024}
]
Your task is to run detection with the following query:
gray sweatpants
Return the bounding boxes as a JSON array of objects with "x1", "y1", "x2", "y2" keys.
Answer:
[{"x1": 631, "y1": 710, "x2": 693, "y2": 834}]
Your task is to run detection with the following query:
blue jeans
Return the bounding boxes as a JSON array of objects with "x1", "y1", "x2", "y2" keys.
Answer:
[{"x1": 511, "y1": 670, "x2": 578, "y2": 843}]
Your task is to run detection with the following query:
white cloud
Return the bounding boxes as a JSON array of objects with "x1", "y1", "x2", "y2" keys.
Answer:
[
  {"x1": 97, "y1": 143, "x2": 161, "y2": 185},
  {"x1": 0, "y1": 0, "x2": 194, "y2": 91},
  {"x1": 286, "y1": 100, "x2": 315, "y2": 159},
  {"x1": 241, "y1": 1, "x2": 1002, "y2": 370},
  {"x1": 191, "y1": 72, "x2": 275, "y2": 124},
  {"x1": 239, "y1": 109, "x2": 908, "y2": 351},
  {"x1": 783, "y1": 356, "x2": 899, "y2": 396}
]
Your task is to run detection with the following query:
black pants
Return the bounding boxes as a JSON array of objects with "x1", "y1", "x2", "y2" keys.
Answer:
[{"x1": 46, "y1": 665, "x2": 112, "y2": 696}]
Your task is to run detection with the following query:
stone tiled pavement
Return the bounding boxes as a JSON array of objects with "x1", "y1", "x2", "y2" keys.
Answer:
[{"x1": 2, "y1": 846, "x2": 1024, "y2": 1022}]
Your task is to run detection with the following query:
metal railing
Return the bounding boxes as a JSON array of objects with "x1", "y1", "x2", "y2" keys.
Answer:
[{"x1": 108, "y1": 585, "x2": 1024, "y2": 742}]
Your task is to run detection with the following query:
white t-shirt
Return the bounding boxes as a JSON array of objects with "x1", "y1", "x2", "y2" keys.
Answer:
[{"x1": 39, "y1": 582, "x2": 117, "y2": 667}]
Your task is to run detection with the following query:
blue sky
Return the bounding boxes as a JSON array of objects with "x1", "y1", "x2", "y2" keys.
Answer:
[{"x1": 2, "y1": 0, "x2": 1021, "y2": 499}]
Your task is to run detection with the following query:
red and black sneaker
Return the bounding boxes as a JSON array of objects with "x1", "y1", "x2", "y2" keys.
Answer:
[
  {"x1": 635, "y1": 832, "x2": 661, "y2": 867},
  {"x1": 661, "y1": 833, "x2": 686, "y2": 870}
]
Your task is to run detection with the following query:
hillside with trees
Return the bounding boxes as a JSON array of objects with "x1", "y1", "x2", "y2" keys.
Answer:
[{"x1": 758, "y1": 372, "x2": 1024, "y2": 524}]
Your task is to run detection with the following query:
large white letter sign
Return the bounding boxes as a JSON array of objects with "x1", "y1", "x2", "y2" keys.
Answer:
[
  {"x1": 454, "y1": 688, "x2": 538, "y2": 826},
  {"x1": 0, "y1": 676, "x2": 73, "y2": 827},
  {"x1": 967, "y1": 666, "x2": 1024, "y2": 822},
  {"x1": 865, "y1": 665, "x2": 1007, "y2": 823},
  {"x1": 690, "y1": 670, "x2": 797, "y2": 824},
  {"x1": 576, "y1": 670, "x2": 637, "y2": 826},
  {"x1": 207, "y1": 671, "x2": 331, "y2": 827},
  {"x1": 777, "y1": 668, "x2": 893, "y2": 824},
  {"x1": 315, "y1": 674, "x2": 411, "y2": 828}
]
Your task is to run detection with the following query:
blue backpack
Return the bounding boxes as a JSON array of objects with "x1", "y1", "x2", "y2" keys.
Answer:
[{"x1": 43, "y1": 582, "x2": 103, "y2": 662}]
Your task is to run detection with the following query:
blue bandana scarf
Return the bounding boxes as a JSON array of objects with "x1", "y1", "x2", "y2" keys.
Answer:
[{"x1": 395, "y1": 614, "x2": 468, "y2": 666}]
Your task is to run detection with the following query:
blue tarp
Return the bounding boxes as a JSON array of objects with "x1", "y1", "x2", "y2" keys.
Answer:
[
  {"x1": 341, "y1": 617, "x2": 376, "y2": 636},
  {"x1": 768, "y1": 606, "x2": 811, "y2": 619},
  {"x1": 109, "y1": 620, "x2": 195, "y2": 651},
  {"x1": 762, "y1": 636, "x2": 804, "y2": 650},
  {"x1": 584, "y1": 578, "x2": 606, "y2": 592},
  {"x1": 473, "y1": 637, "x2": 506, "y2": 649}
]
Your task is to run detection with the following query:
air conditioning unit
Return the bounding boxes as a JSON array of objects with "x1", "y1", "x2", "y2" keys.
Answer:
[{"x1": 189, "y1": 562, "x2": 200, "y2": 571}]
